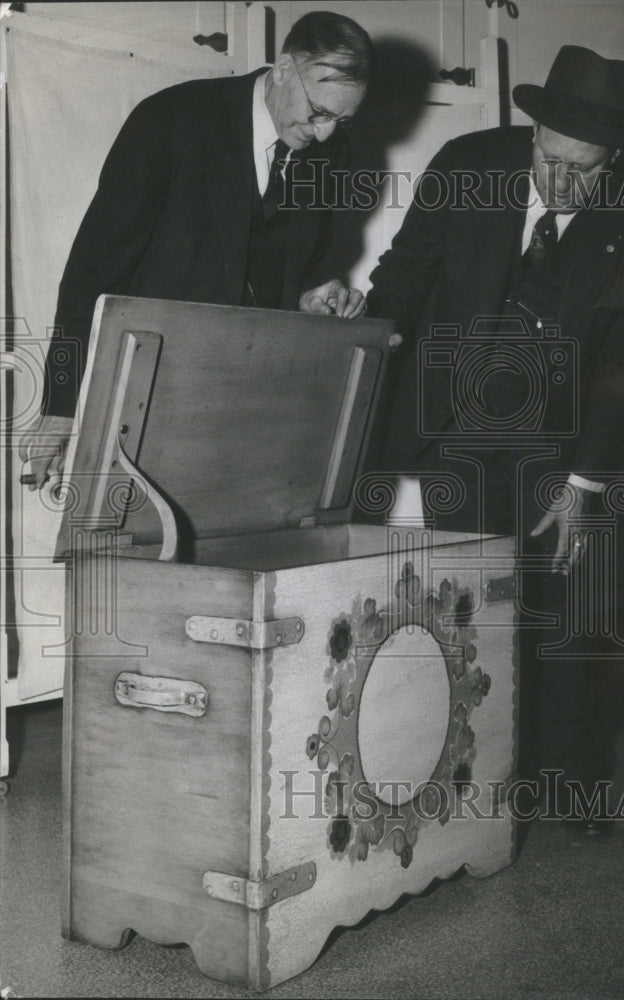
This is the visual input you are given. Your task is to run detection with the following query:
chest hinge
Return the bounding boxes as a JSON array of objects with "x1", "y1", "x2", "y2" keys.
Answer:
[
  {"x1": 185, "y1": 615, "x2": 305, "y2": 649},
  {"x1": 202, "y1": 862, "x2": 316, "y2": 911},
  {"x1": 484, "y1": 573, "x2": 516, "y2": 603}
]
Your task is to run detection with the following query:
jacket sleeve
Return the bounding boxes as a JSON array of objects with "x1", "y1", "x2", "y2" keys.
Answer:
[
  {"x1": 43, "y1": 92, "x2": 172, "y2": 417},
  {"x1": 366, "y1": 140, "x2": 455, "y2": 349},
  {"x1": 567, "y1": 225, "x2": 624, "y2": 478},
  {"x1": 572, "y1": 307, "x2": 624, "y2": 479}
]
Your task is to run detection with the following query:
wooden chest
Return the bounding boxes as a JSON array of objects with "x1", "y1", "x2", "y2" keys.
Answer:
[{"x1": 59, "y1": 297, "x2": 517, "y2": 991}]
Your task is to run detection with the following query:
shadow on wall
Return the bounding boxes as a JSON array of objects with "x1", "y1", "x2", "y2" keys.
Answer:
[{"x1": 321, "y1": 37, "x2": 437, "y2": 285}]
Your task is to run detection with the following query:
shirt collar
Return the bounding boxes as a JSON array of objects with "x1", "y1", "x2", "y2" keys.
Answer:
[
  {"x1": 525, "y1": 170, "x2": 577, "y2": 241},
  {"x1": 253, "y1": 70, "x2": 278, "y2": 158}
]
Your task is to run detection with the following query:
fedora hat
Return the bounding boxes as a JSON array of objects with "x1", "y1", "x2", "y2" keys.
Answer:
[{"x1": 513, "y1": 45, "x2": 624, "y2": 148}]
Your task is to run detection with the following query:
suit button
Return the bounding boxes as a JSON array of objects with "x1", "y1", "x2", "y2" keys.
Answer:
[{"x1": 606, "y1": 245, "x2": 615, "y2": 253}]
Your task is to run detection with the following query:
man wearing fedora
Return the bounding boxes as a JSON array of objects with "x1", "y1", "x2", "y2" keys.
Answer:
[{"x1": 367, "y1": 46, "x2": 624, "y2": 831}]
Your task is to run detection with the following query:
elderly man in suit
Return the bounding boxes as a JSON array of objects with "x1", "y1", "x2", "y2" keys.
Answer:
[
  {"x1": 367, "y1": 46, "x2": 624, "y2": 830},
  {"x1": 22, "y1": 10, "x2": 372, "y2": 485}
]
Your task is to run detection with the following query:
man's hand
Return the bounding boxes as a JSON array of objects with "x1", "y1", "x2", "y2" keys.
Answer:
[
  {"x1": 299, "y1": 279, "x2": 366, "y2": 319},
  {"x1": 18, "y1": 415, "x2": 74, "y2": 491},
  {"x1": 530, "y1": 480, "x2": 593, "y2": 574}
]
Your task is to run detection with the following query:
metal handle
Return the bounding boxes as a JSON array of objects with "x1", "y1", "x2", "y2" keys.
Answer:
[{"x1": 114, "y1": 672, "x2": 208, "y2": 717}]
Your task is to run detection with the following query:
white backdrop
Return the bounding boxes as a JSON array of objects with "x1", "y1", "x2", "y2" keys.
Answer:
[{"x1": 6, "y1": 18, "x2": 233, "y2": 698}]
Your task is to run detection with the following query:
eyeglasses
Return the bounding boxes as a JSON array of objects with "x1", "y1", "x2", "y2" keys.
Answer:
[{"x1": 292, "y1": 58, "x2": 353, "y2": 129}]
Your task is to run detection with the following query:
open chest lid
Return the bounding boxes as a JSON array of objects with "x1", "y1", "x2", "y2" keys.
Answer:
[{"x1": 56, "y1": 296, "x2": 398, "y2": 559}]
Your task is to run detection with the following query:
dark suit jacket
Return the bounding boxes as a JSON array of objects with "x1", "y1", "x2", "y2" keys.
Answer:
[
  {"x1": 45, "y1": 70, "x2": 348, "y2": 416},
  {"x1": 368, "y1": 126, "x2": 624, "y2": 483}
]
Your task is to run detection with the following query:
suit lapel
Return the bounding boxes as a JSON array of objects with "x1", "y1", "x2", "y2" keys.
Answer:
[
  {"x1": 205, "y1": 72, "x2": 261, "y2": 304},
  {"x1": 559, "y1": 206, "x2": 624, "y2": 337},
  {"x1": 474, "y1": 140, "x2": 533, "y2": 314}
]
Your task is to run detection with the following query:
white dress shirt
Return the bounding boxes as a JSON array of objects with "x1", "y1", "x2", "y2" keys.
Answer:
[{"x1": 252, "y1": 71, "x2": 290, "y2": 196}]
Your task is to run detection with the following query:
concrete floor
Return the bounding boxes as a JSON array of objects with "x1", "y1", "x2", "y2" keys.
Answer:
[{"x1": 1, "y1": 700, "x2": 624, "y2": 1000}]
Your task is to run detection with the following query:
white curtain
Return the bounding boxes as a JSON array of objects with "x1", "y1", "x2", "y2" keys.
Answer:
[{"x1": 6, "y1": 23, "x2": 216, "y2": 697}]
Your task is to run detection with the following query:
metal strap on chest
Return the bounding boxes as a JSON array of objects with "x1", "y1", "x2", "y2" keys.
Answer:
[{"x1": 185, "y1": 615, "x2": 305, "y2": 649}]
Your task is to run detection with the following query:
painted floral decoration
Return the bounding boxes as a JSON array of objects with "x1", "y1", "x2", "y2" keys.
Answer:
[
  {"x1": 352, "y1": 812, "x2": 385, "y2": 861},
  {"x1": 391, "y1": 828, "x2": 413, "y2": 869},
  {"x1": 329, "y1": 815, "x2": 351, "y2": 854},
  {"x1": 306, "y1": 733, "x2": 320, "y2": 760},
  {"x1": 469, "y1": 665, "x2": 492, "y2": 706},
  {"x1": 326, "y1": 662, "x2": 356, "y2": 717},
  {"x1": 449, "y1": 701, "x2": 477, "y2": 787},
  {"x1": 362, "y1": 598, "x2": 387, "y2": 643},
  {"x1": 400, "y1": 846, "x2": 413, "y2": 869},
  {"x1": 307, "y1": 563, "x2": 493, "y2": 870},
  {"x1": 395, "y1": 561, "x2": 421, "y2": 606},
  {"x1": 330, "y1": 619, "x2": 352, "y2": 663}
]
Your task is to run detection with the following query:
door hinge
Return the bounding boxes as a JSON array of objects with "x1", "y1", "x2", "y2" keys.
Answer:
[
  {"x1": 439, "y1": 66, "x2": 475, "y2": 87},
  {"x1": 484, "y1": 574, "x2": 516, "y2": 603},
  {"x1": 185, "y1": 615, "x2": 304, "y2": 649},
  {"x1": 192, "y1": 32, "x2": 228, "y2": 52},
  {"x1": 202, "y1": 862, "x2": 316, "y2": 911}
]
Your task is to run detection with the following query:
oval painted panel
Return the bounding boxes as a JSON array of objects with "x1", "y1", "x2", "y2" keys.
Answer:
[{"x1": 358, "y1": 626, "x2": 451, "y2": 806}]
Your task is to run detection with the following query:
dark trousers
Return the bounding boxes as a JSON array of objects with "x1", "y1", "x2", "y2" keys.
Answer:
[
  {"x1": 371, "y1": 441, "x2": 624, "y2": 792},
  {"x1": 519, "y1": 553, "x2": 623, "y2": 792}
]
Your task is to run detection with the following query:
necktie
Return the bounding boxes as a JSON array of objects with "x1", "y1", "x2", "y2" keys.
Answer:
[
  {"x1": 262, "y1": 139, "x2": 290, "y2": 219},
  {"x1": 523, "y1": 209, "x2": 558, "y2": 267}
]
